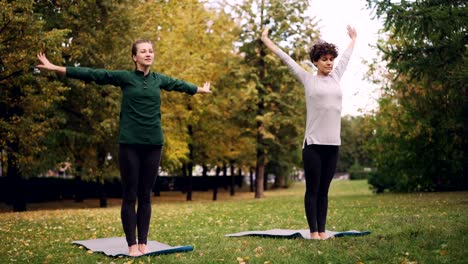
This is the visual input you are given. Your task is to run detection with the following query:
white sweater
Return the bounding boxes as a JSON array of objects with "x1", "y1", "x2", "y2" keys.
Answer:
[{"x1": 275, "y1": 46, "x2": 353, "y2": 147}]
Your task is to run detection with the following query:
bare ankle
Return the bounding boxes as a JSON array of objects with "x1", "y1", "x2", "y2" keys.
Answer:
[
  {"x1": 138, "y1": 243, "x2": 148, "y2": 254},
  {"x1": 319, "y1": 232, "x2": 327, "y2": 240},
  {"x1": 310, "y1": 231, "x2": 320, "y2": 239},
  {"x1": 128, "y1": 244, "x2": 142, "y2": 256}
]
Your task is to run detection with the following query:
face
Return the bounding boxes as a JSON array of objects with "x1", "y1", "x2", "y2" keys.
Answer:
[
  {"x1": 132, "y1": 42, "x2": 154, "y2": 69},
  {"x1": 314, "y1": 54, "x2": 335, "y2": 76}
]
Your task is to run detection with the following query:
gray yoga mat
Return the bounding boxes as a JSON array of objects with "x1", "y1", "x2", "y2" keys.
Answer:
[
  {"x1": 72, "y1": 237, "x2": 193, "y2": 257},
  {"x1": 226, "y1": 229, "x2": 371, "y2": 240}
]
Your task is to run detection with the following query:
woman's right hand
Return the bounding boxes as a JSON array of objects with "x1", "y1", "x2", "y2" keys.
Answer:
[
  {"x1": 37, "y1": 52, "x2": 55, "y2": 71},
  {"x1": 261, "y1": 27, "x2": 270, "y2": 41},
  {"x1": 36, "y1": 52, "x2": 66, "y2": 74}
]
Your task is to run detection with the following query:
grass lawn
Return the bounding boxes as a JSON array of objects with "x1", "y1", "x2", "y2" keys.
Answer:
[{"x1": 0, "y1": 180, "x2": 466, "y2": 263}]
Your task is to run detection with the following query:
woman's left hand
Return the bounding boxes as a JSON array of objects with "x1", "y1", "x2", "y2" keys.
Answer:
[
  {"x1": 347, "y1": 25, "x2": 357, "y2": 40},
  {"x1": 197, "y1": 82, "x2": 211, "y2": 94}
]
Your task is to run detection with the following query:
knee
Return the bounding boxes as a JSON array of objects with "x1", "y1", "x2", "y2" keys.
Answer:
[
  {"x1": 305, "y1": 190, "x2": 318, "y2": 198},
  {"x1": 137, "y1": 191, "x2": 152, "y2": 205},
  {"x1": 317, "y1": 194, "x2": 328, "y2": 201},
  {"x1": 122, "y1": 190, "x2": 137, "y2": 204}
]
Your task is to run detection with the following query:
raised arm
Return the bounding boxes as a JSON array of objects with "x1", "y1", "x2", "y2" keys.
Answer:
[
  {"x1": 333, "y1": 25, "x2": 358, "y2": 79},
  {"x1": 260, "y1": 28, "x2": 308, "y2": 84},
  {"x1": 37, "y1": 53, "x2": 66, "y2": 75}
]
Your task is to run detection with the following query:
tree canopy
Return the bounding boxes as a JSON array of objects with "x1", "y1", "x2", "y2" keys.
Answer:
[{"x1": 365, "y1": 0, "x2": 467, "y2": 192}]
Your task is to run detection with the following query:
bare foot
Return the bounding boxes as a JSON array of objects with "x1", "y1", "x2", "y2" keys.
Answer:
[
  {"x1": 128, "y1": 244, "x2": 142, "y2": 257},
  {"x1": 310, "y1": 232, "x2": 321, "y2": 240},
  {"x1": 138, "y1": 243, "x2": 149, "y2": 254},
  {"x1": 319, "y1": 232, "x2": 328, "y2": 240}
]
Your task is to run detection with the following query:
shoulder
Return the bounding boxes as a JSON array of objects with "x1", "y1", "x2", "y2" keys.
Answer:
[{"x1": 149, "y1": 71, "x2": 166, "y2": 79}]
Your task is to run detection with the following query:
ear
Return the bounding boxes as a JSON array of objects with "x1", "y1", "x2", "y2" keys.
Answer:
[{"x1": 132, "y1": 55, "x2": 137, "y2": 62}]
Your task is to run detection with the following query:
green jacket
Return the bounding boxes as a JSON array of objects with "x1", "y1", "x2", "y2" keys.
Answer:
[{"x1": 66, "y1": 67, "x2": 198, "y2": 145}]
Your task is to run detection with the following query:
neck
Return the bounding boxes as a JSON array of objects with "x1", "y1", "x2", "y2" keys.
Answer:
[
  {"x1": 136, "y1": 65, "x2": 150, "y2": 75},
  {"x1": 317, "y1": 72, "x2": 328, "y2": 77}
]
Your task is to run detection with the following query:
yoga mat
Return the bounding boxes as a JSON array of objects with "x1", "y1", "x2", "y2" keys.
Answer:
[
  {"x1": 225, "y1": 229, "x2": 371, "y2": 240},
  {"x1": 72, "y1": 237, "x2": 193, "y2": 257}
]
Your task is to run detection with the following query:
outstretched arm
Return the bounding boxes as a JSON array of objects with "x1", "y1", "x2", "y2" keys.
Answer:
[
  {"x1": 197, "y1": 82, "x2": 211, "y2": 94},
  {"x1": 37, "y1": 53, "x2": 66, "y2": 75},
  {"x1": 260, "y1": 27, "x2": 308, "y2": 84}
]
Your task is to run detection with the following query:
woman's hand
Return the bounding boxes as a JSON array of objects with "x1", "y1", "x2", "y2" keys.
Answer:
[
  {"x1": 347, "y1": 25, "x2": 357, "y2": 41},
  {"x1": 37, "y1": 53, "x2": 55, "y2": 70},
  {"x1": 36, "y1": 52, "x2": 66, "y2": 74},
  {"x1": 261, "y1": 27, "x2": 270, "y2": 41},
  {"x1": 197, "y1": 82, "x2": 211, "y2": 94}
]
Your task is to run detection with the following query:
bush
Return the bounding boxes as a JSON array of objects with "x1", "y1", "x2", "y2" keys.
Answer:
[{"x1": 348, "y1": 163, "x2": 373, "y2": 180}]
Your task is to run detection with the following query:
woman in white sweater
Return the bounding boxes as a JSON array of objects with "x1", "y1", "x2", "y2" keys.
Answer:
[{"x1": 261, "y1": 25, "x2": 357, "y2": 240}]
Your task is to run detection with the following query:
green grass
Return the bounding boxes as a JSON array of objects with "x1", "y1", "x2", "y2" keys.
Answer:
[{"x1": 1, "y1": 180, "x2": 467, "y2": 263}]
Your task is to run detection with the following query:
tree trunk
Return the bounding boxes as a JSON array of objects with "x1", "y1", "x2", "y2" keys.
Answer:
[
  {"x1": 186, "y1": 123, "x2": 194, "y2": 201},
  {"x1": 7, "y1": 141, "x2": 26, "y2": 212},
  {"x1": 249, "y1": 167, "x2": 254, "y2": 192},
  {"x1": 213, "y1": 166, "x2": 220, "y2": 201},
  {"x1": 230, "y1": 163, "x2": 235, "y2": 196},
  {"x1": 99, "y1": 181, "x2": 107, "y2": 208},
  {"x1": 237, "y1": 167, "x2": 243, "y2": 188},
  {"x1": 255, "y1": 13, "x2": 267, "y2": 198},
  {"x1": 275, "y1": 174, "x2": 286, "y2": 189},
  {"x1": 97, "y1": 147, "x2": 108, "y2": 208},
  {"x1": 202, "y1": 164, "x2": 209, "y2": 191},
  {"x1": 222, "y1": 163, "x2": 228, "y2": 189},
  {"x1": 255, "y1": 149, "x2": 265, "y2": 198},
  {"x1": 183, "y1": 163, "x2": 193, "y2": 201},
  {"x1": 74, "y1": 164, "x2": 84, "y2": 203},
  {"x1": 153, "y1": 175, "x2": 161, "y2": 196}
]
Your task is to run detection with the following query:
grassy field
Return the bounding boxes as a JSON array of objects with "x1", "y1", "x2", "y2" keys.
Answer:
[{"x1": 0, "y1": 180, "x2": 466, "y2": 263}]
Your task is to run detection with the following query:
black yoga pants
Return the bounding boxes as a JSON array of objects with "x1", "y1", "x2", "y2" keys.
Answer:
[
  {"x1": 302, "y1": 143, "x2": 339, "y2": 233},
  {"x1": 119, "y1": 143, "x2": 162, "y2": 246}
]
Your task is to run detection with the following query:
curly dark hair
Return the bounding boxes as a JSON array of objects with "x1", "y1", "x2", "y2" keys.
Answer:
[{"x1": 309, "y1": 41, "x2": 338, "y2": 64}]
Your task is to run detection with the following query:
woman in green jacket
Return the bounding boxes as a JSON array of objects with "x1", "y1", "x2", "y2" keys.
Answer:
[{"x1": 37, "y1": 39, "x2": 211, "y2": 256}]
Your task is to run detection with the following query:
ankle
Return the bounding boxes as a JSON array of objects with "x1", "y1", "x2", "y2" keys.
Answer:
[
  {"x1": 138, "y1": 243, "x2": 148, "y2": 254},
  {"x1": 319, "y1": 232, "x2": 327, "y2": 239},
  {"x1": 310, "y1": 231, "x2": 320, "y2": 239},
  {"x1": 128, "y1": 244, "x2": 142, "y2": 256}
]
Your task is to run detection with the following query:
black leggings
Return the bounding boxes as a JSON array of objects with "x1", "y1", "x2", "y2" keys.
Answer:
[
  {"x1": 302, "y1": 144, "x2": 339, "y2": 233},
  {"x1": 119, "y1": 143, "x2": 162, "y2": 246}
]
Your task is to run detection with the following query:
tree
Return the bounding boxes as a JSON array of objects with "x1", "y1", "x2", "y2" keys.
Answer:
[
  {"x1": 365, "y1": 0, "x2": 467, "y2": 191},
  {"x1": 338, "y1": 116, "x2": 373, "y2": 173},
  {"x1": 0, "y1": 0, "x2": 69, "y2": 211},
  {"x1": 132, "y1": 0, "x2": 243, "y2": 200},
  {"x1": 229, "y1": 0, "x2": 319, "y2": 197},
  {"x1": 34, "y1": 0, "x2": 134, "y2": 204}
]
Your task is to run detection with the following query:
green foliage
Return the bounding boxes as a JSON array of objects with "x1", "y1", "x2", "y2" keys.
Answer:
[
  {"x1": 365, "y1": 0, "x2": 467, "y2": 192},
  {"x1": 32, "y1": 0, "x2": 134, "y2": 181},
  {"x1": 0, "y1": 0, "x2": 69, "y2": 176},
  {"x1": 1, "y1": 0, "x2": 323, "y2": 196},
  {"x1": 338, "y1": 116, "x2": 374, "y2": 173},
  {"x1": 231, "y1": 0, "x2": 319, "y2": 193},
  {"x1": 348, "y1": 163, "x2": 373, "y2": 180}
]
